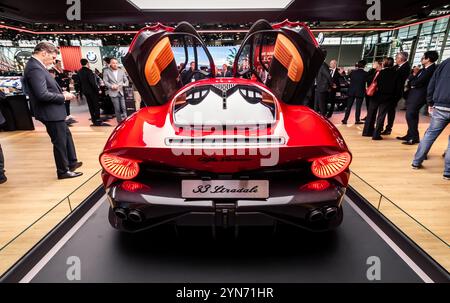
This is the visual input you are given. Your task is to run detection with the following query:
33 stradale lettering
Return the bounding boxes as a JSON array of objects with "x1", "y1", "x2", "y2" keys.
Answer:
[{"x1": 193, "y1": 184, "x2": 259, "y2": 194}]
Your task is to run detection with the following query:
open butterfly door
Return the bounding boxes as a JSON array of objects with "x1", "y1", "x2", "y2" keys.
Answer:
[
  {"x1": 233, "y1": 19, "x2": 325, "y2": 105},
  {"x1": 123, "y1": 22, "x2": 216, "y2": 106}
]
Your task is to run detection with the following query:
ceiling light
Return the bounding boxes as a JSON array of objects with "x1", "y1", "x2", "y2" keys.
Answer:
[{"x1": 127, "y1": 0, "x2": 293, "y2": 11}]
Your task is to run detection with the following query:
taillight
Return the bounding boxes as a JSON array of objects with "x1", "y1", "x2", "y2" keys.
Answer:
[
  {"x1": 121, "y1": 181, "x2": 150, "y2": 192},
  {"x1": 100, "y1": 153, "x2": 140, "y2": 180},
  {"x1": 310, "y1": 152, "x2": 351, "y2": 179},
  {"x1": 300, "y1": 180, "x2": 330, "y2": 191}
]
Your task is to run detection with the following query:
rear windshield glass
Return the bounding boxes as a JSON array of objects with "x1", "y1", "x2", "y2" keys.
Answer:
[{"x1": 173, "y1": 84, "x2": 277, "y2": 126}]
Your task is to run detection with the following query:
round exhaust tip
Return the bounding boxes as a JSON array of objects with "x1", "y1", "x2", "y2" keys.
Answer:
[
  {"x1": 324, "y1": 207, "x2": 338, "y2": 220},
  {"x1": 114, "y1": 208, "x2": 127, "y2": 220},
  {"x1": 128, "y1": 209, "x2": 144, "y2": 223},
  {"x1": 308, "y1": 209, "x2": 324, "y2": 222}
]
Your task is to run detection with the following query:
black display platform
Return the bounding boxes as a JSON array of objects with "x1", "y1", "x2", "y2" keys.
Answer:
[
  {"x1": 3, "y1": 185, "x2": 449, "y2": 283},
  {"x1": 27, "y1": 199, "x2": 426, "y2": 282}
]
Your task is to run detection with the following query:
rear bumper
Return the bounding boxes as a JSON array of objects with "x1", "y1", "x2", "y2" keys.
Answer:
[{"x1": 105, "y1": 178, "x2": 347, "y2": 232}]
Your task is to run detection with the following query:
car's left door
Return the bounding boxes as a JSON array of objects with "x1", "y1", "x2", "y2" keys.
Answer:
[{"x1": 124, "y1": 22, "x2": 216, "y2": 106}]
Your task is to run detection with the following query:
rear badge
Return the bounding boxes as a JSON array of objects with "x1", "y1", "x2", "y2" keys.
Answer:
[{"x1": 182, "y1": 180, "x2": 269, "y2": 198}]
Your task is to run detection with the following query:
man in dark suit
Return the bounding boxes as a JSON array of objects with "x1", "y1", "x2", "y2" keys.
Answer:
[
  {"x1": 78, "y1": 58, "x2": 107, "y2": 126},
  {"x1": 342, "y1": 60, "x2": 368, "y2": 124},
  {"x1": 0, "y1": 104, "x2": 6, "y2": 184},
  {"x1": 382, "y1": 51, "x2": 411, "y2": 135},
  {"x1": 314, "y1": 61, "x2": 333, "y2": 116},
  {"x1": 220, "y1": 64, "x2": 232, "y2": 77},
  {"x1": 181, "y1": 61, "x2": 196, "y2": 85},
  {"x1": 326, "y1": 59, "x2": 341, "y2": 118},
  {"x1": 52, "y1": 59, "x2": 76, "y2": 126},
  {"x1": 397, "y1": 51, "x2": 438, "y2": 145},
  {"x1": 0, "y1": 142, "x2": 5, "y2": 184},
  {"x1": 23, "y1": 42, "x2": 83, "y2": 179}
]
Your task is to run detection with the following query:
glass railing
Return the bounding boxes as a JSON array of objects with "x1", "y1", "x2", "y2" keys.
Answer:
[
  {"x1": 349, "y1": 170, "x2": 450, "y2": 273},
  {"x1": 0, "y1": 170, "x2": 102, "y2": 276}
]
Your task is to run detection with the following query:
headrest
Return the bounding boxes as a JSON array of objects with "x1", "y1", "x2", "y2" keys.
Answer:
[
  {"x1": 272, "y1": 34, "x2": 304, "y2": 82},
  {"x1": 144, "y1": 37, "x2": 175, "y2": 86}
]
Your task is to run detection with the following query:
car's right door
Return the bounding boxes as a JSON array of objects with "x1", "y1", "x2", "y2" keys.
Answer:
[{"x1": 233, "y1": 19, "x2": 326, "y2": 105}]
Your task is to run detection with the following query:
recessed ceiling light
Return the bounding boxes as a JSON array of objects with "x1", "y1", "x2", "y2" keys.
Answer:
[{"x1": 127, "y1": 0, "x2": 293, "y2": 11}]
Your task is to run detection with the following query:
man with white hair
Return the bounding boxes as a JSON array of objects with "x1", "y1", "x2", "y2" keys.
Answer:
[
  {"x1": 382, "y1": 51, "x2": 411, "y2": 135},
  {"x1": 327, "y1": 59, "x2": 341, "y2": 118}
]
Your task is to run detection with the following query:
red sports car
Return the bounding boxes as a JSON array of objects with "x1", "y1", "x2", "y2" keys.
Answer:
[{"x1": 100, "y1": 20, "x2": 352, "y2": 232}]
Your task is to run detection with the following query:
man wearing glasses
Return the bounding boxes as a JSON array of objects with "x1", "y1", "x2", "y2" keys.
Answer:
[{"x1": 23, "y1": 42, "x2": 83, "y2": 179}]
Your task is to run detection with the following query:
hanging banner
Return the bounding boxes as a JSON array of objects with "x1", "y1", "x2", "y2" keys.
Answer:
[
  {"x1": 81, "y1": 46, "x2": 103, "y2": 72},
  {"x1": 60, "y1": 46, "x2": 82, "y2": 72}
]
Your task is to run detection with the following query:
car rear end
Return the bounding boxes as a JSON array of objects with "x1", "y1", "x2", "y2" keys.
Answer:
[{"x1": 100, "y1": 133, "x2": 351, "y2": 233}]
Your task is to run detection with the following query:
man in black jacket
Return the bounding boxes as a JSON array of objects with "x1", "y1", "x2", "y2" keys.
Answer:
[
  {"x1": 382, "y1": 51, "x2": 411, "y2": 135},
  {"x1": 362, "y1": 57, "x2": 402, "y2": 139},
  {"x1": 342, "y1": 60, "x2": 368, "y2": 124},
  {"x1": 53, "y1": 59, "x2": 76, "y2": 126},
  {"x1": 411, "y1": 57, "x2": 450, "y2": 180},
  {"x1": 0, "y1": 143, "x2": 5, "y2": 184},
  {"x1": 78, "y1": 58, "x2": 106, "y2": 126},
  {"x1": 0, "y1": 105, "x2": 5, "y2": 184},
  {"x1": 23, "y1": 42, "x2": 83, "y2": 179},
  {"x1": 397, "y1": 51, "x2": 438, "y2": 145},
  {"x1": 314, "y1": 61, "x2": 333, "y2": 116}
]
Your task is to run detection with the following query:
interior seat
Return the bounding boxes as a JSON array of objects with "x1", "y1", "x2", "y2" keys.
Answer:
[
  {"x1": 144, "y1": 37, "x2": 182, "y2": 105},
  {"x1": 266, "y1": 34, "x2": 304, "y2": 104}
]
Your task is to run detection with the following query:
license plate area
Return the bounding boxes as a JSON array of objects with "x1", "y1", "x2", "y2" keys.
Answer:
[{"x1": 181, "y1": 180, "x2": 269, "y2": 199}]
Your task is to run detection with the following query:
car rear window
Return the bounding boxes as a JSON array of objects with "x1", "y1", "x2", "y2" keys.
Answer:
[{"x1": 173, "y1": 84, "x2": 277, "y2": 127}]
